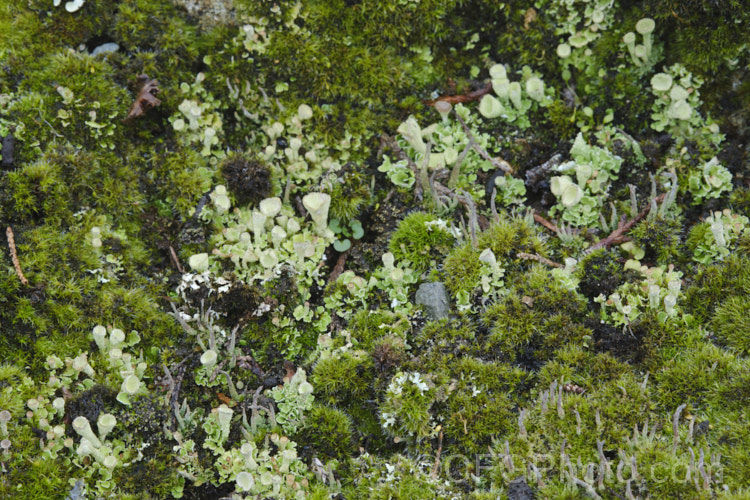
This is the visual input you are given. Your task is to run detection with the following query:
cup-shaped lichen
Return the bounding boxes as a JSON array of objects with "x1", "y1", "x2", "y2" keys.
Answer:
[{"x1": 72, "y1": 416, "x2": 101, "y2": 448}]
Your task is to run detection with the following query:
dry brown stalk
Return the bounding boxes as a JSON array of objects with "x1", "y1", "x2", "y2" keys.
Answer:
[{"x1": 6, "y1": 226, "x2": 28, "y2": 285}]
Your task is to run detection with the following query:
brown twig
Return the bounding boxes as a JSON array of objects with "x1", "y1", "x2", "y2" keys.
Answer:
[
  {"x1": 169, "y1": 245, "x2": 184, "y2": 273},
  {"x1": 328, "y1": 250, "x2": 348, "y2": 284},
  {"x1": 532, "y1": 212, "x2": 561, "y2": 234},
  {"x1": 431, "y1": 427, "x2": 444, "y2": 479},
  {"x1": 585, "y1": 193, "x2": 667, "y2": 253},
  {"x1": 6, "y1": 227, "x2": 28, "y2": 285},
  {"x1": 517, "y1": 252, "x2": 564, "y2": 268},
  {"x1": 423, "y1": 82, "x2": 493, "y2": 106}
]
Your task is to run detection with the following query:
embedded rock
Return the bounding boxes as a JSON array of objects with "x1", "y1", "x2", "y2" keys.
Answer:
[{"x1": 415, "y1": 282, "x2": 450, "y2": 320}]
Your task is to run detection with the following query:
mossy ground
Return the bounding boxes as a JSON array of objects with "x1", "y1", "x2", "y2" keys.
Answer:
[{"x1": 1, "y1": 0, "x2": 750, "y2": 498}]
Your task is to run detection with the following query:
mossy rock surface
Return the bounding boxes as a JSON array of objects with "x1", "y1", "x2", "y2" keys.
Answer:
[{"x1": 2, "y1": 0, "x2": 750, "y2": 498}]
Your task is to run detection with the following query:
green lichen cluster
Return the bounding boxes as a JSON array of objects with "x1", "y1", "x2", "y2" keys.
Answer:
[{"x1": 1, "y1": 0, "x2": 750, "y2": 498}]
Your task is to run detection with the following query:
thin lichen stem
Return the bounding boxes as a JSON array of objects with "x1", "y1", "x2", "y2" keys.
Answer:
[
  {"x1": 452, "y1": 110, "x2": 513, "y2": 174},
  {"x1": 447, "y1": 142, "x2": 472, "y2": 188}
]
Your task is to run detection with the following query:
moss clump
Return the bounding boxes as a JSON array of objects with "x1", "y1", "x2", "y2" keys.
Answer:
[
  {"x1": 4, "y1": 159, "x2": 69, "y2": 223},
  {"x1": 412, "y1": 318, "x2": 477, "y2": 364},
  {"x1": 295, "y1": 403, "x2": 354, "y2": 461},
  {"x1": 371, "y1": 335, "x2": 407, "y2": 376},
  {"x1": 481, "y1": 294, "x2": 590, "y2": 369},
  {"x1": 0, "y1": 363, "x2": 35, "y2": 416},
  {"x1": 442, "y1": 242, "x2": 482, "y2": 296},
  {"x1": 148, "y1": 148, "x2": 214, "y2": 219},
  {"x1": 512, "y1": 264, "x2": 587, "y2": 317},
  {"x1": 655, "y1": 342, "x2": 738, "y2": 409},
  {"x1": 476, "y1": 213, "x2": 547, "y2": 266},
  {"x1": 729, "y1": 186, "x2": 750, "y2": 216},
  {"x1": 712, "y1": 296, "x2": 750, "y2": 353},
  {"x1": 389, "y1": 211, "x2": 455, "y2": 273},
  {"x1": 348, "y1": 309, "x2": 410, "y2": 351},
  {"x1": 440, "y1": 357, "x2": 522, "y2": 454},
  {"x1": 312, "y1": 352, "x2": 374, "y2": 406},
  {"x1": 684, "y1": 255, "x2": 750, "y2": 322},
  {"x1": 537, "y1": 344, "x2": 629, "y2": 391},
  {"x1": 482, "y1": 295, "x2": 543, "y2": 365},
  {"x1": 649, "y1": 0, "x2": 750, "y2": 75},
  {"x1": 343, "y1": 454, "x2": 439, "y2": 499},
  {"x1": 0, "y1": 424, "x2": 72, "y2": 499},
  {"x1": 112, "y1": 0, "x2": 201, "y2": 89}
]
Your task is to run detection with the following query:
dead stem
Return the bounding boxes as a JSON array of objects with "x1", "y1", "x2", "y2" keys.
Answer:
[
  {"x1": 6, "y1": 226, "x2": 28, "y2": 285},
  {"x1": 431, "y1": 427, "x2": 444, "y2": 479},
  {"x1": 517, "y1": 252, "x2": 564, "y2": 268},
  {"x1": 586, "y1": 193, "x2": 667, "y2": 253}
]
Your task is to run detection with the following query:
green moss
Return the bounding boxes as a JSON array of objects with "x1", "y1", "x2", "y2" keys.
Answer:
[
  {"x1": 0, "y1": 0, "x2": 749, "y2": 495},
  {"x1": 477, "y1": 213, "x2": 547, "y2": 266},
  {"x1": 0, "y1": 425, "x2": 72, "y2": 499},
  {"x1": 730, "y1": 186, "x2": 750, "y2": 217},
  {"x1": 148, "y1": 148, "x2": 214, "y2": 218},
  {"x1": 296, "y1": 403, "x2": 354, "y2": 461},
  {"x1": 648, "y1": 0, "x2": 749, "y2": 74},
  {"x1": 712, "y1": 296, "x2": 750, "y2": 354},
  {"x1": 389, "y1": 211, "x2": 455, "y2": 273},
  {"x1": 348, "y1": 309, "x2": 410, "y2": 350},
  {"x1": 513, "y1": 264, "x2": 587, "y2": 317},
  {"x1": 442, "y1": 242, "x2": 482, "y2": 296},
  {"x1": 482, "y1": 295, "x2": 542, "y2": 364},
  {"x1": 28, "y1": 0, "x2": 118, "y2": 48},
  {"x1": 589, "y1": 371, "x2": 655, "y2": 442},
  {"x1": 441, "y1": 357, "x2": 523, "y2": 454},
  {"x1": 714, "y1": 408, "x2": 750, "y2": 491},
  {"x1": 0, "y1": 363, "x2": 34, "y2": 416},
  {"x1": 412, "y1": 318, "x2": 477, "y2": 363},
  {"x1": 371, "y1": 334, "x2": 407, "y2": 376},
  {"x1": 343, "y1": 454, "x2": 439, "y2": 499},
  {"x1": 112, "y1": 0, "x2": 201, "y2": 88},
  {"x1": 312, "y1": 351, "x2": 374, "y2": 406},
  {"x1": 655, "y1": 342, "x2": 738, "y2": 409},
  {"x1": 545, "y1": 99, "x2": 578, "y2": 140},
  {"x1": 5, "y1": 160, "x2": 68, "y2": 223},
  {"x1": 537, "y1": 344, "x2": 629, "y2": 391},
  {"x1": 9, "y1": 51, "x2": 129, "y2": 162},
  {"x1": 684, "y1": 255, "x2": 750, "y2": 322}
]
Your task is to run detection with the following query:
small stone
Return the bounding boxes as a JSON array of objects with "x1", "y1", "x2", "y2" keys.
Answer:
[
  {"x1": 507, "y1": 476, "x2": 535, "y2": 500},
  {"x1": 91, "y1": 43, "x2": 120, "y2": 56},
  {"x1": 415, "y1": 282, "x2": 450, "y2": 320},
  {"x1": 1, "y1": 133, "x2": 15, "y2": 168}
]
